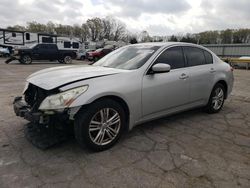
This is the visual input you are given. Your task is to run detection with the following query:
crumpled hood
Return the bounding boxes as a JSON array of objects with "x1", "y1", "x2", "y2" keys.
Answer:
[{"x1": 27, "y1": 65, "x2": 127, "y2": 90}]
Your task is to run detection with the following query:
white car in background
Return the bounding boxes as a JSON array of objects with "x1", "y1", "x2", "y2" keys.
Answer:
[
  {"x1": 0, "y1": 47, "x2": 10, "y2": 57},
  {"x1": 76, "y1": 49, "x2": 95, "y2": 60}
]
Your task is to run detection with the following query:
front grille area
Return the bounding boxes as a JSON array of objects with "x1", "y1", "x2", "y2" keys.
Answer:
[{"x1": 24, "y1": 84, "x2": 56, "y2": 112}]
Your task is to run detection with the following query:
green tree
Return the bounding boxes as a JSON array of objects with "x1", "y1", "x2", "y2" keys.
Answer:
[
  {"x1": 169, "y1": 35, "x2": 178, "y2": 42},
  {"x1": 220, "y1": 29, "x2": 233, "y2": 44}
]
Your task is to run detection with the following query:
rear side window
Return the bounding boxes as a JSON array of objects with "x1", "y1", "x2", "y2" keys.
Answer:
[
  {"x1": 203, "y1": 50, "x2": 213, "y2": 64},
  {"x1": 72, "y1": 42, "x2": 79, "y2": 49},
  {"x1": 154, "y1": 46, "x2": 185, "y2": 69},
  {"x1": 184, "y1": 47, "x2": 206, "y2": 67}
]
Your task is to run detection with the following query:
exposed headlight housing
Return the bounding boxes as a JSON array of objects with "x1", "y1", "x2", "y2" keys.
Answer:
[{"x1": 39, "y1": 85, "x2": 88, "y2": 110}]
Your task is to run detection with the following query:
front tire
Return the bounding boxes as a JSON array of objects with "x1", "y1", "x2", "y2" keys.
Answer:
[
  {"x1": 205, "y1": 83, "x2": 225, "y2": 113},
  {"x1": 20, "y1": 55, "x2": 32, "y2": 64},
  {"x1": 74, "y1": 99, "x2": 126, "y2": 151}
]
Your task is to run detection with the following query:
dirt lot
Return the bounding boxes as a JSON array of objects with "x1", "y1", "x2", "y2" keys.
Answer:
[{"x1": 0, "y1": 58, "x2": 250, "y2": 188}]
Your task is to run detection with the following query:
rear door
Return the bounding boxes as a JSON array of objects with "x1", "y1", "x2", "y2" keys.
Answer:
[
  {"x1": 183, "y1": 46, "x2": 215, "y2": 104},
  {"x1": 142, "y1": 46, "x2": 190, "y2": 116},
  {"x1": 46, "y1": 44, "x2": 58, "y2": 60}
]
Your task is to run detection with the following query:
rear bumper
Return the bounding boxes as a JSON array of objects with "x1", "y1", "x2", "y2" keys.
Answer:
[{"x1": 13, "y1": 96, "x2": 42, "y2": 123}]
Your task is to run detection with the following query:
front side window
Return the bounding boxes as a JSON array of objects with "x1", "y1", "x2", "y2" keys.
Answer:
[
  {"x1": 154, "y1": 46, "x2": 185, "y2": 69},
  {"x1": 183, "y1": 47, "x2": 206, "y2": 67}
]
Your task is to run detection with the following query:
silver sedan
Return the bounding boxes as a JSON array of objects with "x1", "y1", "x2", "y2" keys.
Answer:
[{"x1": 14, "y1": 42, "x2": 234, "y2": 151}]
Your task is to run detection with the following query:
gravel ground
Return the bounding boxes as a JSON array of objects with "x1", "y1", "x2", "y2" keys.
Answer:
[{"x1": 0, "y1": 58, "x2": 250, "y2": 188}]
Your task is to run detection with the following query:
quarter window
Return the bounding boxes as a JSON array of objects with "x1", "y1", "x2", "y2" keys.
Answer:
[
  {"x1": 154, "y1": 47, "x2": 185, "y2": 69},
  {"x1": 203, "y1": 50, "x2": 213, "y2": 64},
  {"x1": 183, "y1": 47, "x2": 206, "y2": 67}
]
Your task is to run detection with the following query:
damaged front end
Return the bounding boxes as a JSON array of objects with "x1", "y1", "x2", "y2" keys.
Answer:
[{"x1": 13, "y1": 83, "x2": 81, "y2": 149}]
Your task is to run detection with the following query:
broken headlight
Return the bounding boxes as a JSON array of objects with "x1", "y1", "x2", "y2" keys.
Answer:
[{"x1": 39, "y1": 85, "x2": 88, "y2": 110}]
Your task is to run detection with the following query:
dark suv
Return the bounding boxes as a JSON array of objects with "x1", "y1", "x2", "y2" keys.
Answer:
[{"x1": 8, "y1": 43, "x2": 76, "y2": 64}]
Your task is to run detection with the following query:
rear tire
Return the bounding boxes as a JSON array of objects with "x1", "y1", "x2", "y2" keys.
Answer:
[
  {"x1": 74, "y1": 99, "x2": 126, "y2": 151},
  {"x1": 205, "y1": 83, "x2": 225, "y2": 114},
  {"x1": 20, "y1": 55, "x2": 32, "y2": 64},
  {"x1": 63, "y1": 55, "x2": 72, "y2": 64}
]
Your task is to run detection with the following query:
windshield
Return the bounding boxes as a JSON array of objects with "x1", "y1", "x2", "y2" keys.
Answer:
[
  {"x1": 29, "y1": 43, "x2": 38, "y2": 49},
  {"x1": 93, "y1": 45, "x2": 160, "y2": 70}
]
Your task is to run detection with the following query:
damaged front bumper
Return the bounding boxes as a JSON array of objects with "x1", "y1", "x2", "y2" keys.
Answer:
[
  {"x1": 13, "y1": 96, "x2": 42, "y2": 123},
  {"x1": 13, "y1": 96, "x2": 77, "y2": 149},
  {"x1": 13, "y1": 96, "x2": 80, "y2": 124}
]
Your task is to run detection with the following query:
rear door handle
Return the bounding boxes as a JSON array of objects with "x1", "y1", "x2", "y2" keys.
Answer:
[
  {"x1": 179, "y1": 73, "x2": 189, "y2": 79},
  {"x1": 210, "y1": 68, "x2": 216, "y2": 73}
]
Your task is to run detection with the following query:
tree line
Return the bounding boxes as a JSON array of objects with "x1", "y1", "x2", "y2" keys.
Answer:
[
  {"x1": 5, "y1": 18, "x2": 250, "y2": 44},
  {"x1": 169, "y1": 29, "x2": 250, "y2": 44},
  {"x1": 6, "y1": 17, "x2": 130, "y2": 42}
]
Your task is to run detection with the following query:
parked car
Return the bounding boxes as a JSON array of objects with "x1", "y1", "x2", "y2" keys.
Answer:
[
  {"x1": 76, "y1": 49, "x2": 94, "y2": 60},
  {"x1": 87, "y1": 48, "x2": 113, "y2": 61},
  {"x1": 7, "y1": 43, "x2": 76, "y2": 64},
  {"x1": 0, "y1": 47, "x2": 10, "y2": 57},
  {"x1": 13, "y1": 42, "x2": 234, "y2": 151}
]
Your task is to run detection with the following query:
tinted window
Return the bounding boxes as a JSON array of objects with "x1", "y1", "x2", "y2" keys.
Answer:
[
  {"x1": 42, "y1": 37, "x2": 53, "y2": 43},
  {"x1": 40, "y1": 44, "x2": 48, "y2": 49},
  {"x1": 184, "y1": 47, "x2": 206, "y2": 67},
  {"x1": 64, "y1": 42, "x2": 71, "y2": 48},
  {"x1": 203, "y1": 50, "x2": 213, "y2": 64},
  {"x1": 72, "y1": 42, "x2": 79, "y2": 49},
  {"x1": 154, "y1": 47, "x2": 185, "y2": 69},
  {"x1": 26, "y1": 33, "x2": 30, "y2": 40},
  {"x1": 103, "y1": 49, "x2": 112, "y2": 54},
  {"x1": 47, "y1": 44, "x2": 57, "y2": 50}
]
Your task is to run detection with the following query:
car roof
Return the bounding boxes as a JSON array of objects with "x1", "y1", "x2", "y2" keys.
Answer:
[{"x1": 130, "y1": 42, "x2": 203, "y2": 48}]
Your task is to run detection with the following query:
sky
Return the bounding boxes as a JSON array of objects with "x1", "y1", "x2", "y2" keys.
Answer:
[{"x1": 0, "y1": 0, "x2": 250, "y2": 36}]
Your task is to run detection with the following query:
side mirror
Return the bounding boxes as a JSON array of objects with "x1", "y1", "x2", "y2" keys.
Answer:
[{"x1": 151, "y1": 63, "x2": 171, "y2": 73}]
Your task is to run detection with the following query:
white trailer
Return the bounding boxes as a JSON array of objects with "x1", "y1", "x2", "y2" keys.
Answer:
[{"x1": 0, "y1": 29, "x2": 84, "y2": 52}]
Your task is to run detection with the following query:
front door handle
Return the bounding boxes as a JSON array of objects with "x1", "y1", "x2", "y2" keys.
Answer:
[
  {"x1": 210, "y1": 68, "x2": 216, "y2": 73},
  {"x1": 179, "y1": 73, "x2": 189, "y2": 79}
]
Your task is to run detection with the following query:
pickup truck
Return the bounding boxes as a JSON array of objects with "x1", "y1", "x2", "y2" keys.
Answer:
[{"x1": 6, "y1": 43, "x2": 76, "y2": 64}]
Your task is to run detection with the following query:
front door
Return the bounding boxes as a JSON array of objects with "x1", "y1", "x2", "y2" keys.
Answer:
[{"x1": 142, "y1": 46, "x2": 190, "y2": 117}]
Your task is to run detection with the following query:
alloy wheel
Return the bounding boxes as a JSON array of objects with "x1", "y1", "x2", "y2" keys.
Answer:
[
  {"x1": 88, "y1": 108, "x2": 121, "y2": 146},
  {"x1": 212, "y1": 87, "x2": 224, "y2": 110},
  {"x1": 22, "y1": 55, "x2": 32, "y2": 64},
  {"x1": 64, "y1": 56, "x2": 72, "y2": 64}
]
